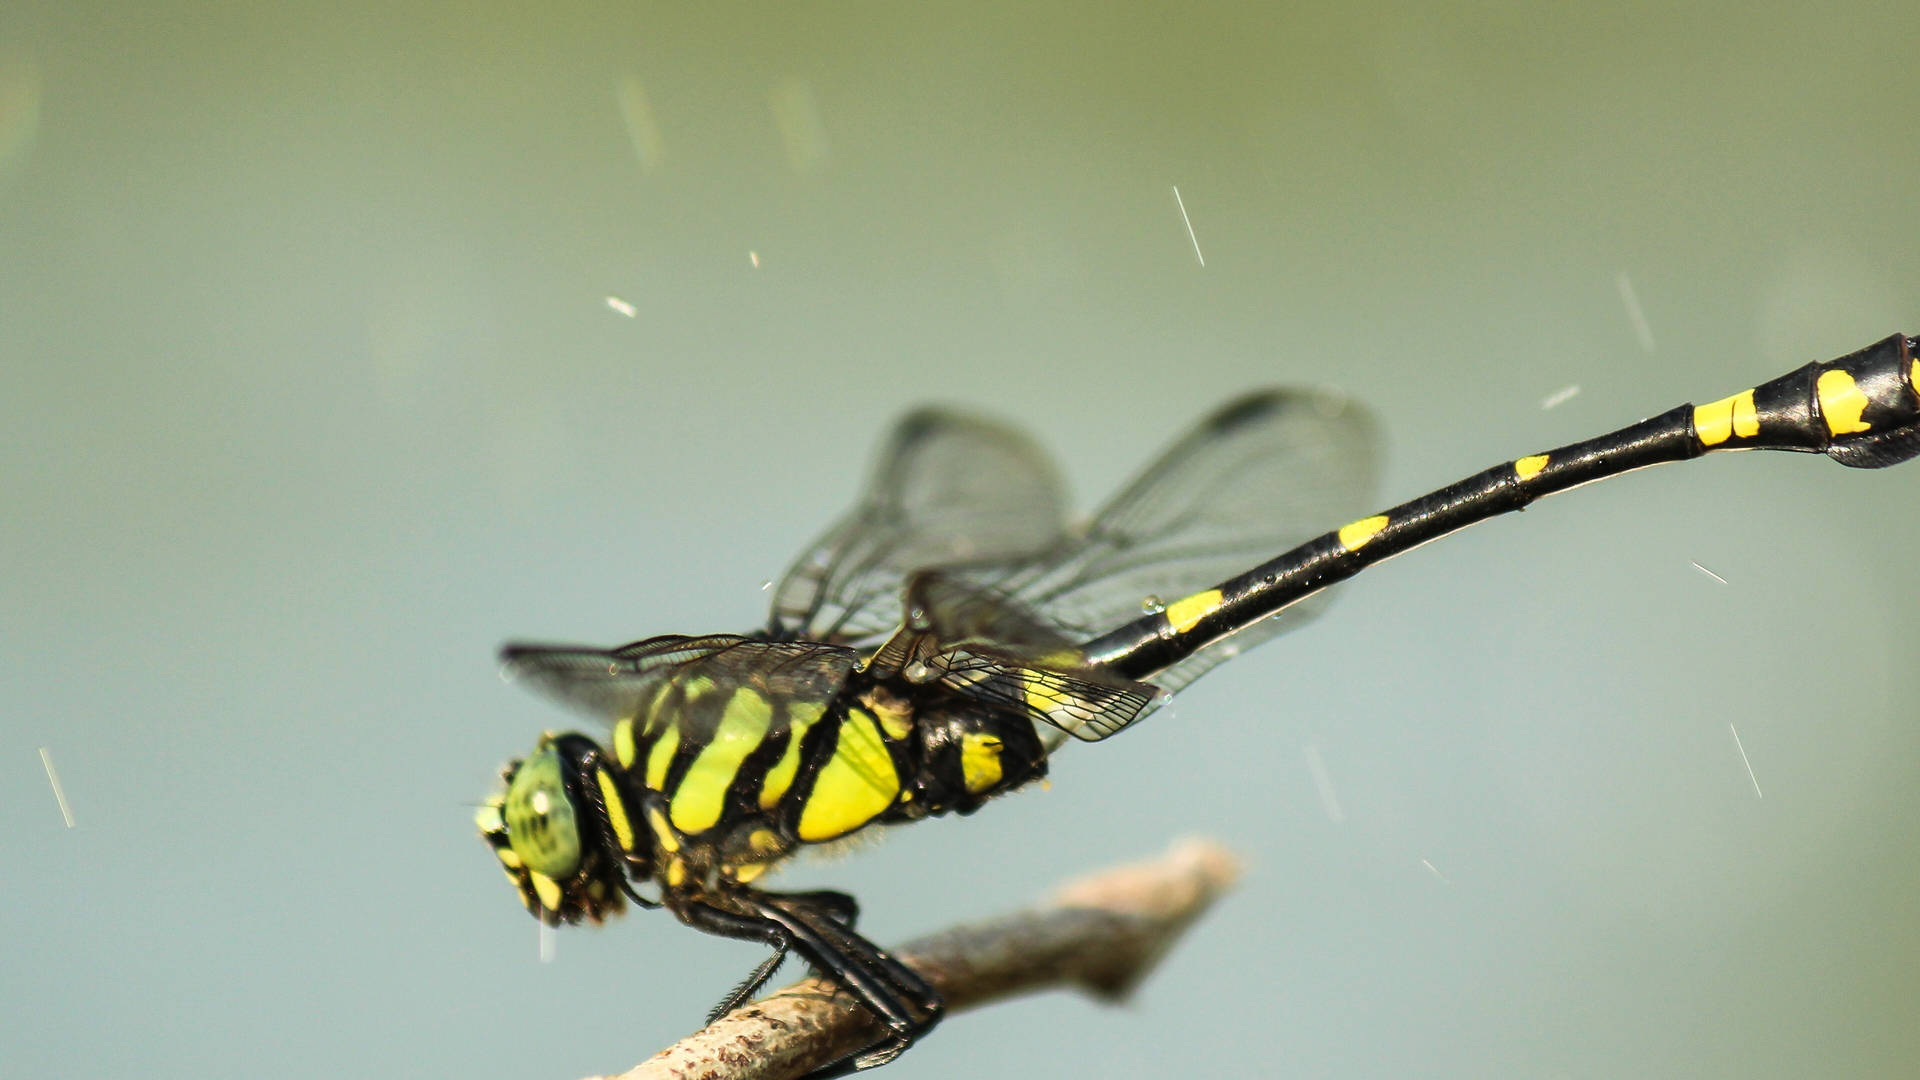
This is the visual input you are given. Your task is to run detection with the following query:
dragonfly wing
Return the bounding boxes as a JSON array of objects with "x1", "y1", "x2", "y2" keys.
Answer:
[
  {"x1": 767, "y1": 409, "x2": 1070, "y2": 646},
  {"x1": 500, "y1": 634, "x2": 858, "y2": 736},
  {"x1": 937, "y1": 648, "x2": 1160, "y2": 742},
  {"x1": 1005, "y1": 389, "x2": 1380, "y2": 694}
]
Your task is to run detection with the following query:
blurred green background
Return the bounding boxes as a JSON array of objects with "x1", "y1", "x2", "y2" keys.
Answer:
[{"x1": 4, "y1": 2, "x2": 1918, "y2": 1078}]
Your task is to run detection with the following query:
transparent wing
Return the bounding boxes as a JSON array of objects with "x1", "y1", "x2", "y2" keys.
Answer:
[
  {"x1": 939, "y1": 649, "x2": 1160, "y2": 741},
  {"x1": 997, "y1": 389, "x2": 1380, "y2": 695},
  {"x1": 767, "y1": 409, "x2": 1070, "y2": 646},
  {"x1": 500, "y1": 634, "x2": 858, "y2": 735},
  {"x1": 905, "y1": 569, "x2": 1083, "y2": 654}
]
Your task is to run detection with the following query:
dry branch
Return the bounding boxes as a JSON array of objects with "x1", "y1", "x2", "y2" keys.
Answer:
[{"x1": 592, "y1": 839, "x2": 1241, "y2": 1080}]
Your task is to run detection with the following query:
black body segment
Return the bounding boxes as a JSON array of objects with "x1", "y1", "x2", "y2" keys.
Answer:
[{"x1": 1085, "y1": 334, "x2": 1920, "y2": 681}]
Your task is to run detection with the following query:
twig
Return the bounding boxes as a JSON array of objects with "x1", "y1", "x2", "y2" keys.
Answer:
[{"x1": 593, "y1": 839, "x2": 1242, "y2": 1080}]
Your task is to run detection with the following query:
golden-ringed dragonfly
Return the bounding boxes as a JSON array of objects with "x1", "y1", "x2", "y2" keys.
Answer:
[{"x1": 480, "y1": 333, "x2": 1920, "y2": 1075}]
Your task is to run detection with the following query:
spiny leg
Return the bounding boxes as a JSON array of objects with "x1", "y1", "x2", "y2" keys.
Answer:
[
  {"x1": 677, "y1": 894, "x2": 940, "y2": 1075},
  {"x1": 707, "y1": 946, "x2": 790, "y2": 1025},
  {"x1": 756, "y1": 883, "x2": 944, "y2": 1060},
  {"x1": 674, "y1": 902, "x2": 815, "y2": 1031},
  {"x1": 746, "y1": 893, "x2": 944, "y2": 1074},
  {"x1": 701, "y1": 891, "x2": 864, "y2": 1024}
]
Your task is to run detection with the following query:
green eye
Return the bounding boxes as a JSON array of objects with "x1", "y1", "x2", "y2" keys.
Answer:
[{"x1": 503, "y1": 747, "x2": 581, "y2": 879}]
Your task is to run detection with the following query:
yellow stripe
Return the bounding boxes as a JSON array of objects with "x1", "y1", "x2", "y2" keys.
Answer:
[
  {"x1": 1732, "y1": 390, "x2": 1760, "y2": 437},
  {"x1": 1337, "y1": 515, "x2": 1389, "y2": 552},
  {"x1": 612, "y1": 717, "x2": 637, "y2": 769},
  {"x1": 960, "y1": 732, "x2": 1003, "y2": 794},
  {"x1": 1694, "y1": 394, "x2": 1734, "y2": 445},
  {"x1": 1694, "y1": 389, "x2": 1758, "y2": 446},
  {"x1": 797, "y1": 708, "x2": 900, "y2": 841},
  {"x1": 528, "y1": 871, "x2": 562, "y2": 911},
  {"x1": 759, "y1": 700, "x2": 825, "y2": 810},
  {"x1": 646, "y1": 805, "x2": 679, "y2": 854},
  {"x1": 670, "y1": 688, "x2": 774, "y2": 834},
  {"x1": 1514, "y1": 454, "x2": 1549, "y2": 480},
  {"x1": 595, "y1": 767, "x2": 636, "y2": 852},
  {"x1": 1165, "y1": 589, "x2": 1223, "y2": 634},
  {"x1": 1909, "y1": 358, "x2": 1918, "y2": 394},
  {"x1": 729, "y1": 861, "x2": 770, "y2": 884},
  {"x1": 637, "y1": 678, "x2": 675, "y2": 736},
  {"x1": 643, "y1": 722, "x2": 679, "y2": 792},
  {"x1": 494, "y1": 846, "x2": 523, "y2": 869},
  {"x1": 665, "y1": 856, "x2": 687, "y2": 887},
  {"x1": 1816, "y1": 369, "x2": 1871, "y2": 435},
  {"x1": 720, "y1": 829, "x2": 785, "y2": 885}
]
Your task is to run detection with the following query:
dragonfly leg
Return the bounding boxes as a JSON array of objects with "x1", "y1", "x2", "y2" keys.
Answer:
[
  {"x1": 688, "y1": 889, "x2": 866, "y2": 1024},
  {"x1": 705, "y1": 943, "x2": 790, "y2": 1025},
  {"x1": 774, "y1": 888, "x2": 860, "y2": 927},
  {"x1": 745, "y1": 891, "x2": 945, "y2": 1075}
]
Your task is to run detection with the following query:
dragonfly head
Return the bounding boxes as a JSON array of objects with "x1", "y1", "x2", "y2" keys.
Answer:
[{"x1": 477, "y1": 732, "x2": 652, "y2": 925}]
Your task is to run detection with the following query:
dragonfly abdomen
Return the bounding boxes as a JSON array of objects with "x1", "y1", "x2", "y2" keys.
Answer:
[{"x1": 1088, "y1": 333, "x2": 1920, "y2": 682}]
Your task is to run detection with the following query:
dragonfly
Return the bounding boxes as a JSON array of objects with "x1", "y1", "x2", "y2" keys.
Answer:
[{"x1": 478, "y1": 332, "x2": 1918, "y2": 1076}]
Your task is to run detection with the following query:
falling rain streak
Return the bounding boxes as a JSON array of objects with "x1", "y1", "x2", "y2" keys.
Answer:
[
  {"x1": 1302, "y1": 744, "x2": 1344, "y2": 823},
  {"x1": 1615, "y1": 271, "x2": 1657, "y2": 353},
  {"x1": 1729, "y1": 723, "x2": 1763, "y2": 799},
  {"x1": 39, "y1": 747, "x2": 75, "y2": 828},
  {"x1": 1689, "y1": 561, "x2": 1729, "y2": 585},
  {"x1": 1172, "y1": 185, "x2": 1205, "y2": 267},
  {"x1": 1540, "y1": 384, "x2": 1582, "y2": 410}
]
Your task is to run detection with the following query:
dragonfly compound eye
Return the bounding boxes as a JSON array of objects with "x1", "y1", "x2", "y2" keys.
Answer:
[{"x1": 502, "y1": 746, "x2": 582, "y2": 880}]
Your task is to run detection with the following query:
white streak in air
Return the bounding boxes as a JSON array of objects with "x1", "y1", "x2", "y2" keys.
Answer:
[
  {"x1": 1690, "y1": 561, "x2": 1729, "y2": 585},
  {"x1": 39, "y1": 747, "x2": 74, "y2": 828},
  {"x1": 1540, "y1": 384, "x2": 1582, "y2": 410},
  {"x1": 1172, "y1": 185, "x2": 1205, "y2": 267},
  {"x1": 1615, "y1": 271, "x2": 1656, "y2": 353},
  {"x1": 1420, "y1": 858, "x2": 1449, "y2": 883},
  {"x1": 1302, "y1": 745, "x2": 1345, "y2": 824},
  {"x1": 1729, "y1": 723, "x2": 1763, "y2": 799},
  {"x1": 749, "y1": 251, "x2": 761, "y2": 268},
  {"x1": 539, "y1": 921, "x2": 556, "y2": 963},
  {"x1": 605, "y1": 296, "x2": 637, "y2": 318}
]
